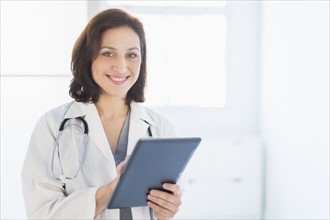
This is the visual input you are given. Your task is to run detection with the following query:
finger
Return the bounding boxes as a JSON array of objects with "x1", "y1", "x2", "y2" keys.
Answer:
[
  {"x1": 148, "y1": 201, "x2": 175, "y2": 219},
  {"x1": 116, "y1": 158, "x2": 128, "y2": 174},
  {"x1": 148, "y1": 189, "x2": 181, "y2": 214},
  {"x1": 147, "y1": 194, "x2": 178, "y2": 212},
  {"x1": 162, "y1": 183, "x2": 181, "y2": 196},
  {"x1": 149, "y1": 189, "x2": 178, "y2": 204}
]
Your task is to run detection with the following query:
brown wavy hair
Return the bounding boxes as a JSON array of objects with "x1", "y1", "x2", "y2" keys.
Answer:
[{"x1": 69, "y1": 8, "x2": 147, "y2": 104}]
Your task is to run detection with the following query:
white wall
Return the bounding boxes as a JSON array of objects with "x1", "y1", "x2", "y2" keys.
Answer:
[
  {"x1": 260, "y1": 1, "x2": 329, "y2": 219},
  {"x1": 0, "y1": 1, "x2": 87, "y2": 219}
]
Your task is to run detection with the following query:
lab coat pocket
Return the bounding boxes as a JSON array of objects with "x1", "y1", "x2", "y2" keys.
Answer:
[{"x1": 34, "y1": 179, "x2": 65, "y2": 196}]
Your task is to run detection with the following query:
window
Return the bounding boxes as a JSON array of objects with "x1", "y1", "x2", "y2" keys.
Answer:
[{"x1": 104, "y1": 1, "x2": 227, "y2": 107}]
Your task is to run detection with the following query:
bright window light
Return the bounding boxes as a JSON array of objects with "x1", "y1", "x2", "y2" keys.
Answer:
[
  {"x1": 106, "y1": 1, "x2": 226, "y2": 8},
  {"x1": 106, "y1": 1, "x2": 227, "y2": 107}
]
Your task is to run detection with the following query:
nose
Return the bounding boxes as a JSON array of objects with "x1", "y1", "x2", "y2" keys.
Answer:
[{"x1": 111, "y1": 57, "x2": 127, "y2": 74}]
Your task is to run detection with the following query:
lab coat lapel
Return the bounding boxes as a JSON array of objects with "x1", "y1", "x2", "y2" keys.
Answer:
[
  {"x1": 64, "y1": 102, "x2": 116, "y2": 167},
  {"x1": 127, "y1": 102, "x2": 156, "y2": 156}
]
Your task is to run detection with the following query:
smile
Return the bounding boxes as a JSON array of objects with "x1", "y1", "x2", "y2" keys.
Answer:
[
  {"x1": 106, "y1": 75, "x2": 130, "y2": 84},
  {"x1": 110, "y1": 76, "x2": 127, "y2": 82}
]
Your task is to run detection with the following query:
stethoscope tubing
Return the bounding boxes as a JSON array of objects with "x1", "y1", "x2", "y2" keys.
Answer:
[{"x1": 51, "y1": 117, "x2": 89, "y2": 181}]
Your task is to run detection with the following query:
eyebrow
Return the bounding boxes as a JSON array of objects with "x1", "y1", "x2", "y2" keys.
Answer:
[{"x1": 100, "y1": 46, "x2": 140, "y2": 51}]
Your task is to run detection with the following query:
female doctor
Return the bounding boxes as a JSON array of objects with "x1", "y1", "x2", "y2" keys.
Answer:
[{"x1": 21, "y1": 8, "x2": 181, "y2": 219}]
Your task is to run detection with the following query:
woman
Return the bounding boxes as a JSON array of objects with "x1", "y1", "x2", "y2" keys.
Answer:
[{"x1": 21, "y1": 8, "x2": 181, "y2": 219}]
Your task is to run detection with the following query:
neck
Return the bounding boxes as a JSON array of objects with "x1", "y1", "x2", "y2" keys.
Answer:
[{"x1": 95, "y1": 95, "x2": 129, "y2": 119}]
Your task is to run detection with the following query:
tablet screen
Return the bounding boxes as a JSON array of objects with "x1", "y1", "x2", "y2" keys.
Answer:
[{"x1": 107, "y1": 137, "x2": 201, "y2": 209}]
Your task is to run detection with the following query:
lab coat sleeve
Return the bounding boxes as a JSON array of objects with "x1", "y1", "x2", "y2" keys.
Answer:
[{"x1": 21, "y1": 113, "x2": 97, "y2": 219}]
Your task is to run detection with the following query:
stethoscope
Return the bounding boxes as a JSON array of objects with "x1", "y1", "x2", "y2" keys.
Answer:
[
  {"x1": 51, "y1": 117, "x2": 89, "y2": 181},
  {"x1": 51, "y1": 117, "x2": 152, "y2": 181}
]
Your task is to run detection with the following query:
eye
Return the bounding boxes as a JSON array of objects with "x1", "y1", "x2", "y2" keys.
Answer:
[
  {"x1": 102, "y1": 51, "x2": 115, "y2": 57},
  {"x1": 127, "y1": 52, "x2": 139, "y2": 59}
]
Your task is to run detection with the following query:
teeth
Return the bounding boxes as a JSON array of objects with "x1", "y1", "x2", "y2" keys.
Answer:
[{"x1": 110, "y1": 76, "x2": 126, "y2": 82}]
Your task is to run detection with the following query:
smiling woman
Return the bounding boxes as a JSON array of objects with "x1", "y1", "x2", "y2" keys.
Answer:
[
  {"x1": 21, "y1": 8, "x2": 182, "y2": 220},
  {"x1": 69, "y1": 9, "x2": 147, "y2": 105},
  {"x1": 91, "y1": 27, "x2": 142, "y2": 100}
]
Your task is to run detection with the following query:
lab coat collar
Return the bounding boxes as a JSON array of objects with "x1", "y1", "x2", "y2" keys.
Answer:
[
  {"x1": 63, "y1": 101, "x2": 157, "y2": 127},
  {"x1": 129, "y1": 101, "x2": 157, "y2": 128},
  {"x1": 127, "y1": 101, "x2": 157, "y2": 155},
  {"x1": 64, "y1": 101, "x2": 92, "y2": 119},
  {"x1": 63, "y1": 101, "x2": 155, "y2": 162}
]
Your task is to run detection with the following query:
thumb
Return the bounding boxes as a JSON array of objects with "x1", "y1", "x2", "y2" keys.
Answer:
[{"x1": 117, "y1": 156, "x2": 129, "y2": 175}]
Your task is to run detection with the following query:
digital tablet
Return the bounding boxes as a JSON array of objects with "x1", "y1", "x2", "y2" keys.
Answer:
[{"x1": 107, "y1": 137, "x2": 201, "y2": 209}]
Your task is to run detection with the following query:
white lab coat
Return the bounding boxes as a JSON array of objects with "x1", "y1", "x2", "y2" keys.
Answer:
[{"x1": 21, "y1": 101, "x2": 175, "y2": 219}]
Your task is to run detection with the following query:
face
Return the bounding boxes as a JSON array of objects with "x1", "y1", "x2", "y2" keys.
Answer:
[{"x1": 91, "y1": 26, "x2": 142, "y2": 100}]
